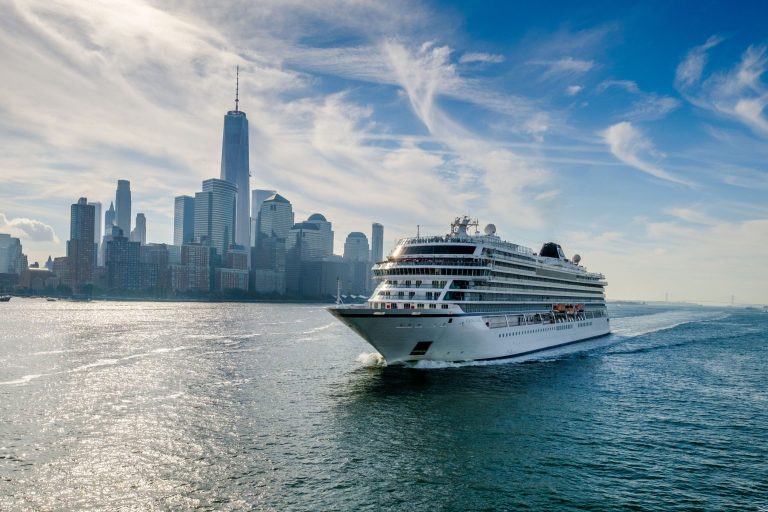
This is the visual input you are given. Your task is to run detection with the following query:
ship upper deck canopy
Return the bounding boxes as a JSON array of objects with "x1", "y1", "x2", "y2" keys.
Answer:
[{"x1": 398, "y1": 235, "x2": 534, "y2": 256}]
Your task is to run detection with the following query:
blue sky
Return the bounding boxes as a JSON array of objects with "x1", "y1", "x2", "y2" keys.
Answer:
[{"x1": 0, "y1": 0, "x2": 766, "y2": 303}]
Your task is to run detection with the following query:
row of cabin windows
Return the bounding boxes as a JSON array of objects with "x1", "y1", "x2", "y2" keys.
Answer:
[
  {"x1": 462, "y1": 304, "x2": 606, "y2": 313},
  {"x1": 376, "y1": 267, "x2": 603, "y2": 290},
  {"x1": 498, "y1": 323, "x2": 575, "y2": 338},
  {"x1": 483, "y1": 282, "x2": 605, "y2": 295},
  {"x1": 488, "y1": 268, "x2": 604, "y2": 288},
  {"x1": 452, "y1": 280, "x2": 604, "y2": 296},
  {"x1": 444, "y1": 291, "x2": 604, "y2": 303},
  {"x1": 376, "y1": 302, "x2": 450, "y2": 310}
]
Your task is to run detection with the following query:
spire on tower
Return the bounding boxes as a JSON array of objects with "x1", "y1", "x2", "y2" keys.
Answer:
[{"x1": 235, "y1": 65, "x2": 239, "y2": 112}]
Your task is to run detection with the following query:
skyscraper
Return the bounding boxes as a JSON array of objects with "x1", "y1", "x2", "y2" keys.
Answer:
[
  {"x1": 343, "y1": 232, "x2": 371, "y2": 296},
  {"x1": 174, "y1": 195, "x2": 195, "y2": 245},
  {"x1": 257, "y1": 193, "x2": 294, "y2": 242},
  {"x1": 251, "y1": 189, "x2": 275, "y2": 247},
  {"x1": 286, "y1": 222, "x2": 325, "y2": 261},
  {"x1": 101, "y1": 202, "x2": 117, "y2": 268},
  {"x1": 220, "y1": 67, "x2": 250, "y2": 247},
  {"x1": 306, "y1": 213, "x2": 334, "y2": 257},
  {"x1": 131, "y1": 213, "x2": 146, "y2": 245},
  {"x1": 105, "y1": 226, "x2": 140, "y2": 292},
  {"x1": 104, "y1": 201, "x2": 116, "y2": 234},
  {"x1": 115, "y1": 180, "x2": 131, "y2": 236},
  {"x1": 67, "y1": 197, "x2": 96, "y2": 292},
  {"x1": 371, "y1": 222, "x2": 384, "y2": 263},
  {"x1": 285, "y1": 222, "x2": 324, "y2": 294},
  {"x1": 89, "y1": 201, "x2": 102, "y2": 263},
  {"x1": 194, "y1": 178, "x2": 237, "y2": 256},
  {"x1": 343, "y1": 232, "x2": 370, "y2": 262},
  {"x1": 0, "y1": 234, "x2": 24, "y2": 274}
]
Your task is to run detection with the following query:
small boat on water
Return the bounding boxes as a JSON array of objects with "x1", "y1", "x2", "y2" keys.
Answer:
[
  {"x1": 0, "y1": 295, "x2": 11, "y2": 302},
  {"x1": 46, "y1": 297, "x2": 57, "y2": 302}
]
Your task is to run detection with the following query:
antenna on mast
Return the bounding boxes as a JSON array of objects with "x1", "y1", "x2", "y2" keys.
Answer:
[{"x1": 235, "y1": 65, "x2": 240, "y2": 112}]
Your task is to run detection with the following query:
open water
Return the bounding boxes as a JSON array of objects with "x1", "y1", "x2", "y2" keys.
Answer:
[{"x1": 0, "y1": 299, "x2": 766, "y2": 511}]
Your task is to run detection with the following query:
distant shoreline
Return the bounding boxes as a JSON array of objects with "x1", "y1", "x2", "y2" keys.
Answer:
[
  {"x1": 3, "y1": 295, "x2": 355, "y2": 305},
  {"x1": 4, "y1": 295, "x2": 760, "y2": 308}
]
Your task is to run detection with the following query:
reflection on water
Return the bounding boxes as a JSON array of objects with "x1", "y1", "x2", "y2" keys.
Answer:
[{"x1": 1, "y1": 299, "x2": 766, "y2": 510}]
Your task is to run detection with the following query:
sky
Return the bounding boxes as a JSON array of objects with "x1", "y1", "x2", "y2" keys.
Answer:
[{"x1": 0, "y1": 0, "x2": 767, "y2": 304}]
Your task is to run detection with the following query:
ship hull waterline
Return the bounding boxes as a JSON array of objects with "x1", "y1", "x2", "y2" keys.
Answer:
[{"x1": 329, "y1": 308, "x2": 610, "y2": 364}]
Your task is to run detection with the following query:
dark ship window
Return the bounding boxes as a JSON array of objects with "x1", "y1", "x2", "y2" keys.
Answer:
[{"x1": 539, "y1": 242, "x2": 564, "y2": 259}]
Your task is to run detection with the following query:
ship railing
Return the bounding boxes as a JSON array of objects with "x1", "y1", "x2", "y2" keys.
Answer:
[
  {"x1": 470, "y1": 283, "x2": 606, "y2": 294},
  {"x1": 449, "y1": 296, "x2": 606, "y2": 303},
  {"x1": 381, "y1": 283, "x2": 447, "y2": 289},
  {"x1": 375, "y1": 259, "x2": 489, "y2": 268}
]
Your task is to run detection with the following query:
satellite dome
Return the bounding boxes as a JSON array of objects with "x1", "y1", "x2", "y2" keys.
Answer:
[
  {"x1": 484, "y1": 224, "x2": 497, "y2": 235},
  {"x1": 308, "y1": 213, "x2": 327, "y2": 222},
  {"x1": 573, "y1": 254, "x2": 581, "y2": 264}
]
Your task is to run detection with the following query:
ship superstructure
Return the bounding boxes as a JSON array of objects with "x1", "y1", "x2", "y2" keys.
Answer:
[{"x1": 329, "y1": 216, "x2": 610, "y2": 363}]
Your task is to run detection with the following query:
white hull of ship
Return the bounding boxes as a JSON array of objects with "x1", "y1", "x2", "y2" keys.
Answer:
[{"x1": 329, "y1": 308, "x2": 610, "y2": 364}]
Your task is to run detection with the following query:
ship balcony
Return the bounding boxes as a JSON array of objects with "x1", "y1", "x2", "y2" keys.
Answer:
[
  {"x1": 471, "y1": 285, "x2": 605, "y2": 297},
  {"x1": 442, "y1": 295, "x2": 607, "y2": 304},
  {"x1": 380, "y1": 284, "x2": 447, "y2": 290}
]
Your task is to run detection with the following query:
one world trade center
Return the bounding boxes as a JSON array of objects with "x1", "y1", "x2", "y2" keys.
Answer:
[{"x1": 220, "y1": 66, "x2": 250, "y2": 247}]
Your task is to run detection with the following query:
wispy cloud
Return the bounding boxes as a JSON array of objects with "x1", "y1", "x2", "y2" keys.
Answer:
[
  {"x1": 459, "y1": 52, "x2": 504, "y2": 64},
  {"x1": 675, "y1": 35, "x2": 724, "y2": 88},
  {"x1": 663, "y1": 207, "x2": 719, "y2": 226},
  {"x1": 627, "y1": 95, "x2": 680, "y2": 121},
  {"x1": 565, "y1": 85, "x2": 583, "y2": 96},
  {"x1": 381, "y1": 40, "x2": 551, "y2": 226},
  {"x1": 282, "y1": 41, "x2": 538, "y2": 123},
  {"x1": 597, "y1": 80, "x2": 640, "y2": 93},
  {"x1": 676, "y1": 36, "x2": 768, "y2": 137},
  {"x1": 531, "y1": 57, "x2": 594, "y2": 77},
  {"x1": 601, "y1": 122, "x2": 693, "y2": 186},
  {"x1": 597, "y1": 80, "x2": 679, "y2": 121},
  {"x1": 722, "y1": 167, "x2": 768, "y2": 189},
  {"x1": 534, "y1": 190, "x2": 560, "y2": 201}
]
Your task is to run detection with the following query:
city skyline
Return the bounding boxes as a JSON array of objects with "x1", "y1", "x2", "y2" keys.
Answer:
[{"x1": 1, "y1": 1, "x2": 767, "y2": 303}]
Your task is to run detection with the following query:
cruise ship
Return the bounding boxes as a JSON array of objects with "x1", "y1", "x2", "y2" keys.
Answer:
[{"x1": 329, "y1": 216, "x2": 610, "y2": 363}]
